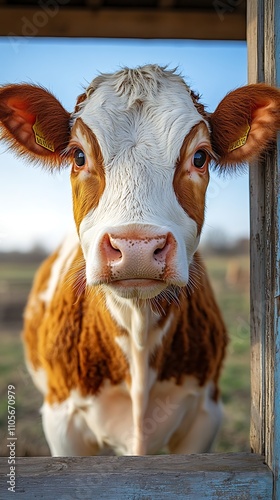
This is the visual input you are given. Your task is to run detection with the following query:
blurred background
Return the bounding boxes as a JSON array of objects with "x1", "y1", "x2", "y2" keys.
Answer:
[{"x1": 0, "y1": 33, "x2": 250, "y2": 455}]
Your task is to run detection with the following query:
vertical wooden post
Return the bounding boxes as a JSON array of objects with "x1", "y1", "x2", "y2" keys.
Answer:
[
  {"x1": 248, "y1": 1, "x2": 280, "y2": 497},
  {"x1": 247, "y1": 0, "x2": 265, "y2": 457}
]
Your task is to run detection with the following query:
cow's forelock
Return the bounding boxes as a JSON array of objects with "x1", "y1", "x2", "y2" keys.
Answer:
[{"x1": 74, "y1": 66, "x2": 208, "y2": 167}]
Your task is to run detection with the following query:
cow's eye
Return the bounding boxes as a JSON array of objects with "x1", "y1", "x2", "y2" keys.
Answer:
[
  {"x1": 193, "y1": 149, "x2": 207, "y2": 169},
  {"x1": 74, "y1": 149, "x2": 86, "y2": 167}
]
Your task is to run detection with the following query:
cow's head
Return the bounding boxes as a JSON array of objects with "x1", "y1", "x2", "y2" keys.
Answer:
[{"x1": 1, "y1": 66, "x2": 280, "y2": 300}]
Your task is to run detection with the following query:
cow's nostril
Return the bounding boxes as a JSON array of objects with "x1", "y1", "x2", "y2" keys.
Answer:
[
  {"x1": 109, "y1": 238, "x2": 122, "y2": 258},
  {"x1": 153, "y1": 237, "x2": 168, "y2": 259},
  {"x1": 154, "y1": 247, "x2": 163, "y2": 255},
  {"x1": 102, "y1": 234, "x2": 123, "y2": 263},
  {"x1": 115, "y1": 249, "x2": 122, "y2": 259},
  {"x1": 112, "y1": 248, "x2": 122, "y2": 259}
]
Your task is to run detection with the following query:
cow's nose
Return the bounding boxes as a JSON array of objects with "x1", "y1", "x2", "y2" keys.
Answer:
[
  {"x1": 100, "y1": 232, "x2": 174, "y2": 280},
  {"x1": 107, "y1": 234, "x2": 169, "y2": 263}
]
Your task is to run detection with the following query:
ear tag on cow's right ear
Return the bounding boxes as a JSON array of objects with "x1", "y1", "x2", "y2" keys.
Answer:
[
  {"x1": 32, "y1": 118, "x2": 55, "y2": 152},
  {"x1": 228, "y1": 123, "x2": 251, "y2": 152}
]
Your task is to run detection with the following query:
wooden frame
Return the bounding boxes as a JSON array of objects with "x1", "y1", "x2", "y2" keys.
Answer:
[
  {"x1": 248, "y1": 0, "x2": 280, "y2": 497},
  {"x1": 0, "y1": 455, "x2": 273, "y2": 499},
  {"x1": 0, "y1": 7, "x2": 245, "y2": 40},
  {"x1": 0, "y1": 1, "x2": 279, "y2": 497}
]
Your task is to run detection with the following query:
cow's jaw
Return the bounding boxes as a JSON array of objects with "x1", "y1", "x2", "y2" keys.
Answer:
[{"x1": 107, "y1": 280, "x2": 167, "y2": 301}]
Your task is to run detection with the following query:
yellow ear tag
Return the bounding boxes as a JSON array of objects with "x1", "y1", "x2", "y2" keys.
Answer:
[
  {"x1": 228, "y1": 123, "x2": 251, "y2": 152},
  {"x1": 32, "y1": 118, "x2": 55, "y2": 152}
]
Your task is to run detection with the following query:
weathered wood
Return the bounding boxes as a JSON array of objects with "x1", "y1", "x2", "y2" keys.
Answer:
[
  {"x1": 0, "y1": 7, "x2": 245, "y2": 40},
  {"x1": 263, "y1": 2, "x2": 280, "y2": 496},
  {"x1": 247, "y1": 0, "x2": 266, "y2": 458},
  {"x1": 248, "y1": 0, "x2": 280, "y2": 498},
  {"x1": 0, "y1": 454, "x2": 273, "y2": 499},
  {"x1": 158, "y1": 0, "x2": 176, "y2": 8}
]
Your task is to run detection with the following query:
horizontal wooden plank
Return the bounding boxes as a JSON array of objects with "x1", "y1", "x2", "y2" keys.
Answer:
[
  {"x1": 0, "y1": 7, "x2": 245, "y2": 40},
  {"x1": 0, "y1": 453, "x2": 272, "y2": 499}
]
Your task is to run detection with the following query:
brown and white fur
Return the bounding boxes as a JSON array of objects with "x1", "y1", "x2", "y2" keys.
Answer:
[{"x1": 1, "y1": 65, "x2": 280, "y2": 456}]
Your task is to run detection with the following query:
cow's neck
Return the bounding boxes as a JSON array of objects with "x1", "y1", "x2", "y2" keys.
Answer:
[{"x1": 105, "y1": 292, "x2": 168, "y2": 454}]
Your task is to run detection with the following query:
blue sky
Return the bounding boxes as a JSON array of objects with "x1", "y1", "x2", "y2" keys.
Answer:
[{"x1": 0, "y1": 38, "x2": 248, "y2": 251}]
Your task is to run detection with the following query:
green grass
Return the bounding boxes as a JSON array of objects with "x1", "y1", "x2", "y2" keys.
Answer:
[
  {"x1": 0, "y1": 263, "x2": 38, "y2": 281},
  {"x1": 0, "y1": 327, "x2": 49, "y2": 457},
  {"x1": 0, "y1": 254, "x2": 251, "y2": 455},
  {"x1": 204, "y1": 255, "x2": 250, "y2": 452}
]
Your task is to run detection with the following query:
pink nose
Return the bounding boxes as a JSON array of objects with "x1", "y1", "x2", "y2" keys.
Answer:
[{"x1": 101, "y1": 232, "x2": 175, "y2": 281}]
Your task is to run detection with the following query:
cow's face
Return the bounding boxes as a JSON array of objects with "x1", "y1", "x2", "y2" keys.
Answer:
[
  {"x1": 68, "y1": 68, "x2": 212, "y2": 299},
  {"x1": 1, "y1": 66, "x2": 279, "y2": 301}
]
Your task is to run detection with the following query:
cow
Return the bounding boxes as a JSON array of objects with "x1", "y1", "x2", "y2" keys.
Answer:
[{"x1": 0, "y1": 65, "x2": 279, "y2": 456}]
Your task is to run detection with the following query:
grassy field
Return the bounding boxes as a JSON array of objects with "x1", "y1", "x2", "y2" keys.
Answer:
[
  {"x1": 208, "y1": 255, "x2": 250, "y2": 452},
  {"x1": 0, "y1": 253, "x2": 250, "y2": 456}
]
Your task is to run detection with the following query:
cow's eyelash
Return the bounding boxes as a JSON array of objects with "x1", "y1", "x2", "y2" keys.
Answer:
[
  {"x1": 207, "y1": 148, "x2": 218, "y2": 163},
  {"x1": 175, "y1": 147, "x2": 215, "y2": 167},
  {"x1": 65, "y1": 145, "x2": 82, "y2": 157}
]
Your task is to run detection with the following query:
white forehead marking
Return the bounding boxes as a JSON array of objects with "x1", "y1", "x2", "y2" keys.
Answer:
[{"x1": 74, "y1": 65, "x2": 207, "y2": 167}]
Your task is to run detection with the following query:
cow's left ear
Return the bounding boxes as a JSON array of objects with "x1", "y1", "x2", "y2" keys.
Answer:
[
  {"x1": 210, "y1": 83, "x2": 280, "y2": 171},
  {"x1": 0, "y1": 83, "x2": 70, "y2": 168}
]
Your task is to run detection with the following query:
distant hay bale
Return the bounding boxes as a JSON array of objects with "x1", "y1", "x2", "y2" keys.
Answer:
[{"x1": 226, "y1": 259, "x2": 250, "y2": 290}]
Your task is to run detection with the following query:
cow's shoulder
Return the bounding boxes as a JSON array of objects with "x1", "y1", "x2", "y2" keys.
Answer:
[
  {"x1": 23, "y1": 233, "x2": 82, "y2": 388},
  {"x1": 23, "y1": 233, "x2": 129, "y2": 403}
]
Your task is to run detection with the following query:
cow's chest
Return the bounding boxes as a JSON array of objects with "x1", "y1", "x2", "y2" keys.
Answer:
[
  {"x1": 42, "y1": 374, "x2": 217, "y2": 456},
  {"x1": 76, "y1": 376, "x2": 202, "y2": 454},
  {"x1": 34, "y1": 260, "x2": 222, "y2": 455}
]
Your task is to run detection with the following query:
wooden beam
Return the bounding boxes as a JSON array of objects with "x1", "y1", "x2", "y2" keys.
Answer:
[
  {"x1": 157, "y1": 0, "x2": 176, "y2": 8},
  {"x1": 0, "y1": 7, "x2": 245, "y2": 40},
  {"x1": 86, "y1": 0, "x2": 103, "y2": 7},
  {"x1": 0, "y1": 454, "x2": 272, "y2": 499}
]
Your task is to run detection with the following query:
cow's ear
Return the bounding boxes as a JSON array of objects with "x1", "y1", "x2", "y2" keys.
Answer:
[
  {"x1": 210, "y1": 84, "x2": 280, "y2": 172},
  {"x1": 0, "y1": 84, "x2": 70, "y2": 168}
]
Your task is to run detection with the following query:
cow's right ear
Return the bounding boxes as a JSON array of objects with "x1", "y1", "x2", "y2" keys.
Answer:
[
  {"x1": 0, "y1": 83, "x2": 70, "y2": 168},
  {"x1": 209, "y1": 83, "x2": 280, "y2": 172}
]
